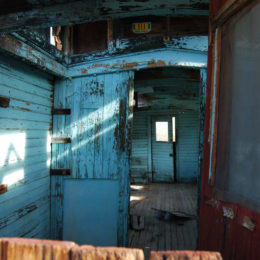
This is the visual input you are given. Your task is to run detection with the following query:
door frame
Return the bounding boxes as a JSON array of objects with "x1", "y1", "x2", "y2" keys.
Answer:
[
  {"x1": 150, "y1": 115, "x2": 175, "y2": 183},
  {"x1": 204, "y1": 0, "x2": 260, "y2": 209},
  {"x1": 129, "y1": 67, "x2": 207, "y2": 246},
  {"x1": 199, "y1": 0, "x2": 260, "y2": 256}
]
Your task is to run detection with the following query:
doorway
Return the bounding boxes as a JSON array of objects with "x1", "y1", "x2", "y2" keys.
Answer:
[
  {"x1": 128, "y1": 67, "x2": 205, "y2": 251},
  {"x1": 151, "y1": 116, "x2": 175, "y2": 183}
]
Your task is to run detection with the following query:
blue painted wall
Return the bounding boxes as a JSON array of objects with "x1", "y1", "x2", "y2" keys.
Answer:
[
  {"x1": 51, "y1": 71, "x2": 134, "y2": 246},
  {"x1": 63, "y1": 179, "x2": 119, "y2": 246},
  {"x1": 130, "y1": 67, "x2": 201, "y2": 183},
  {"x1": 131, "y1": 110, "x2": 200, "y2": 183},
  {"x1": 0, "y1": 55, "x2": 53, "y2": 238},
  {"x1": 0, "y1": 30, "x2": 207, "y2": 244}
]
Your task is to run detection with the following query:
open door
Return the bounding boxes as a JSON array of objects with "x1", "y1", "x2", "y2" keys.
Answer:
[{"x1": 199, "y1": 1, "x2": 260, "y2": 259}]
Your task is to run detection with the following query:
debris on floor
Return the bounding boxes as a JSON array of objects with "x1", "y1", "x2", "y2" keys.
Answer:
[
  {"x1": 128, "y1": 183, "x2": 198, "y2": 251},
  {"x1": 152, "y1": 208, "x2": 195, "y2": 225}
]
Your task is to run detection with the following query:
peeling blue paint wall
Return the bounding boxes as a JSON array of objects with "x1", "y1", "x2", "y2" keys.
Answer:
[
  {"x1": 51, "y1": 71, "x2": 134, "y2": 246},
  {"x1": 0, "y1": 54, "x2": 53, "y2": 238},
  {"x1": 130, "y1": 67, "x2": 201, "y2": 183},
  {"x1": 51, "y1": 49, "x2": 207, "y2": 246},
  {"x1": 131, "y1": 110, "x2": 200, "y2": 183}
]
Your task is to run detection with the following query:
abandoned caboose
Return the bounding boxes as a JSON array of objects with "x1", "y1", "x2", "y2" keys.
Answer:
[{"x1": 0, "y1": 0, "x2": 259, "y2": 259}]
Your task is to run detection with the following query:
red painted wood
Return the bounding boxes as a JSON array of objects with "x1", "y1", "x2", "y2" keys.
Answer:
[{"x1": 198, "y1": 1, "x2": 260, "y2": 259}]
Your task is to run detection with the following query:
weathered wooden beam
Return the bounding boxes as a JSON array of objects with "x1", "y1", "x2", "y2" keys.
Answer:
[
  {"x1": 68, "y1": 48, "x2": 208, "y2": 78},
  {"x1": 0, "y1": 34, "x2": 67, "y2": 77},
  {"x1": 0, "y1": 0, "x2": 208, "y2": 33},
  {"x1": 0, "y1": 184, "x2": 8, "y2": 195},
  {"x1": 50, "y1": 169, "x2": 71, "y2": 176},
  {"x1": 52, "y1": 109, "x2": 71, "y2": 115},
  {"x1": 51, "y1": 137, "x2": 71, "y2": 143},
  {"x1": 0, "y1": 96, "x2": 10, "y2": 108}
]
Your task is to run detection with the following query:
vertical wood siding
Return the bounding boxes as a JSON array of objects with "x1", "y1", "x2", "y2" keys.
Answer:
[
  {"x1": 130, "y1": 113, "x2": 149, "y2": 182},
  {"x1": 131, "y1": 67, "x2": 201, "y2": 183},
  {"x1": 51, "y1": 71, "x2": 134, "y2": 246},
  {"x1": 130, "y1": 110, "x2": 200, "y2": 183},
  {"x1": 176, "y1": 112, "x2": 200, "y2": 182},
  {"x1": 0, "y1": 55, "x2": 53, "y2": 238}
]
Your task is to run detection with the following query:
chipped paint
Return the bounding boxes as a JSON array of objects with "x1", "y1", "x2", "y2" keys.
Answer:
[
  {"x1": 71, "y1": 36, "x2": 208, "y2": 64},
  {"x1": 0, "y1": 34, "x2": 66, "y2": 77},
  {"x1": 68, "y1": 48, "x2": 207, "y2": 78},
  {"x1": 0, "y1": 0, "x2": 208, "y2": 32},
  {"x1": 114, "y1": 99, "x2": 127, "y2": 152},
  {"x1": 147, "y1": 59, "x2": 166, "y2": 67}
]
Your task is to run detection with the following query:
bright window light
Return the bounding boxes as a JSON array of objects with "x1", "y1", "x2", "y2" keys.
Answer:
[
  {"x1": 2, "y1": 169, "x2": 24, "y2": 186},
  {"x1": 50, "y1": 27, "x2": 56, "y2": 46},
  {"x1": 156, "y1": 122, "x2": 168, "y2": 142},
  {"x1": 172, "y1": 117, "x2": 176, "y2": 142}
]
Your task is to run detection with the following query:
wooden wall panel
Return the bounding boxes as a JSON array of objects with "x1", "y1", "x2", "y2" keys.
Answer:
[
  {"x1": 130, "y1": 67, "x2": 201, "y2": 183},
  {"x1": 51, "y1": 71, "x2": 134, "y2": 246},
  {"x1": 0, "y1": 54, "x2": 53, "y2": 239}
]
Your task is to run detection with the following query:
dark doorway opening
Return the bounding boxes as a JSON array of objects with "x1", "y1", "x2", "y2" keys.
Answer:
[{"x1": 128, "y1": 67, "x2": 205, "y2": 251}]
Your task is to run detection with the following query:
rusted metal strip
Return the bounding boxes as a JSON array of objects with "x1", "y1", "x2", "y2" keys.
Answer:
[
  {"x1": 52, "y1": 109, "x2": 71, "y2": 115},
  {"x1": 50, "y1": 169, "x2": 71, "y2": 176},
  {"x1": 0, "y1": 184, "x2": 8, "y2": 195},
  {"x1": 0, "y1": 96, "x2": 10, "y2": 108},
  {"x1": 51, "y1": 137, "x2": 71, "y2": 144}
]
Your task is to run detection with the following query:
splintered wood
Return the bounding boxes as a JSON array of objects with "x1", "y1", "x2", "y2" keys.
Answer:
[{"x1": 0, "y1": 238, "x2": 222, "y2": 260}]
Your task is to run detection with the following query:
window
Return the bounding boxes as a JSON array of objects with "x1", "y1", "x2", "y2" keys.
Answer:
[
  {"x1": 50, "y1": 27, "x2": 55, "y2": 46},
  {"x1": 156, "y1": 122, "x2": 168, "y2": 142},
  {"x1": 214, "y1": 3, "x2": 260, "y2": 207}
]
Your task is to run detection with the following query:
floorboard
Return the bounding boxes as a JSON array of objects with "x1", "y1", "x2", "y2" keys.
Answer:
[{"x1": 128, "y1": 183, "x2": 198, "y2": 251}]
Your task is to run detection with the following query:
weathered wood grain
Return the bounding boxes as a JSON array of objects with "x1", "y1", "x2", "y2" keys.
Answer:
[
  {"x1": 51, "y1": 71, "x2": 134, "y2": 246},
  {"x1": 128, "y1": 183, "x2": 198, "y2": 251},
  {"x1": 0, "y1": 55, "x2": 52, "y2": 239},
  {"x1": 0, "y1": 0, "x2": 208, "y2": 32},
  {"x1": 68, "y1": 49, "x2": 208, "y2": 78},
  {"x1": 0, "y1": 34, "x2": 66, "y2": 77}
]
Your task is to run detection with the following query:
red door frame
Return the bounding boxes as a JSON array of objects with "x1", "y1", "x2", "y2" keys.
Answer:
[{"x1": 198, "y1": 1, "x2": 260, "y2": 259}]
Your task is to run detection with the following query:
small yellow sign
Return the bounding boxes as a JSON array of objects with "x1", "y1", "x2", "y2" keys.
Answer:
[{"x1": 132, "y1": 22, "x2": 151, "y2": 34}]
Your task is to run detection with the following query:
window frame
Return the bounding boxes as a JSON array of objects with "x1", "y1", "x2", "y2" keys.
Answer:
[
  {"x1": 208, "y1": 0, "x2": 260, "y2": 213},
  {"x1": 155, "y1": 121, "x2": 169, "y2": 142}
]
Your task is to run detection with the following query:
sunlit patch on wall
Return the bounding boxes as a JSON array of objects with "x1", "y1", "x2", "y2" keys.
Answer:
[
  {"x1": 0, "y1": 133, "x2": 26, "y2": 167},
  {"x1": 2, "y1": 169, "x2": 24, "y2": 186},
  {"x1": 46, "y1": 133, "x2": 52, "y2": 153}
]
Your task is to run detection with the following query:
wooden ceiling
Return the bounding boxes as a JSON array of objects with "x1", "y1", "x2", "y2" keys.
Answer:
[{"x1": 0, "y1": 0, "x2": 209, "y2": 32}]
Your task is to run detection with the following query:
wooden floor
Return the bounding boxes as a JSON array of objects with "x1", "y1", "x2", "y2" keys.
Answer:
[{"x1": 128, "y1": 183, "x2": 198, "y2": 251}]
